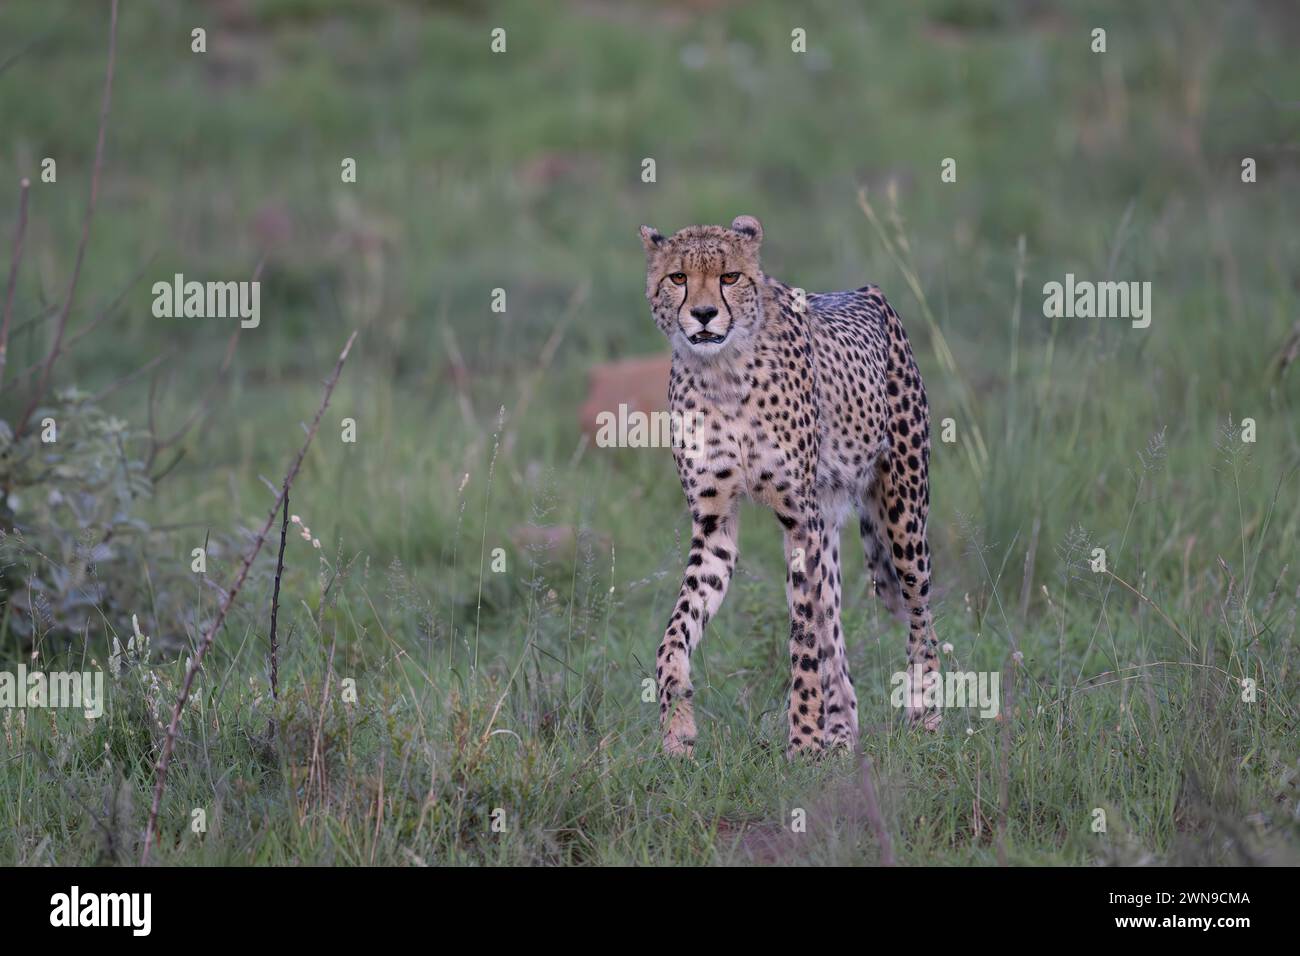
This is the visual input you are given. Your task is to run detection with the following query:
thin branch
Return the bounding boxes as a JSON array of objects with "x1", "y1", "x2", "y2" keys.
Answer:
[
  {"x1": 147, "y1": 325, "x2": 238, "y2": 465},
  {"x1": 0, "y1": 177, "x2": 31, "y2": 390},
  {"x1": 0, "y1": 256, "x2": 155, "y2": 397},
  {"x1": 149, "y1": 447, "x2": 186, "y2": 484},
  {"x1": 142, "y1": 330, "x2": 358, "y2": 864},
  {"x1": 3, "y1": 303, "x2": 58, "y2": 344},
  {"x1": 0, "y1": 24, "x2": 62, "y2": 80},
  {"x1": 269, "y1": 481, "x2": 288, "y2": 704},
  {"x1": 15, "y1": 0, "x2": 118, "y2": 436},
  {"x1": 91, "y1": 352, "x2": 165, "y2": 403}
]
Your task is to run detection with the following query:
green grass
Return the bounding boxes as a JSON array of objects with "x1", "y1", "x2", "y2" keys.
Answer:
[{"x1": 0, "y1": 0, "x2": 1297, "y2": 865}]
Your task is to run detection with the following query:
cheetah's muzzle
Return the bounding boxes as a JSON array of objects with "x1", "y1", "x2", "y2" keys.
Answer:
[{"x1": 687, "y1": 329, "x2": 728, "y2": 345}]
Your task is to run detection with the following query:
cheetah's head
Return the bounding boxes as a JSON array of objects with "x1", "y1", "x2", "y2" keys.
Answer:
[{"x1": 639, "y1": 215, "x2": 765, "y2": 358}]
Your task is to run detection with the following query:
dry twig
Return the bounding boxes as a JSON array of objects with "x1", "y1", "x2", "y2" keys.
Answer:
[
  {"x1": 0, "y1": 178, "x2": 31, "y2": 389},
  {"x1": 142, "y1": 331, "x2": 358, "y2": 863},
  {"x1": 15, "y1": 0, "x2": 118, "y2": 437}
]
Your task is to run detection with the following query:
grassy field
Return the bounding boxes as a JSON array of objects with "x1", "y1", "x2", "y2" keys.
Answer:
[{"x1": 1, "y1": 0, "x2": 1297, "y2": 865}]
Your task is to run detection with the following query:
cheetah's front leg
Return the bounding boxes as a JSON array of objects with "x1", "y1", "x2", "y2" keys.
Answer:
[
  {"x1": 656, "y1": 506, "x2": 739, "y2": 756},
  {"x1": 817, "y1": 513, "x2": 859, "y2": 750}
]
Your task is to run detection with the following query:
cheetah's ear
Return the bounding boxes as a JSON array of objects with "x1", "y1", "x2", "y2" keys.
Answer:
[
  {"x1": 639, "y1": 225, "x2": 665, "y2": 253},
  {"x1": 730, "y1": 215, "x2": 763, "y2": 246}
]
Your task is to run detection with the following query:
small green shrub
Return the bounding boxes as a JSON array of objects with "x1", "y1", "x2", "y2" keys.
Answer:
[{"x1": 0, "y1": 389, "x2": 160, "y2": 652}]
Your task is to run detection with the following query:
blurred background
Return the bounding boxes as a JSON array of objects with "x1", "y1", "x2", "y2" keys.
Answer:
[
  {"x1": 0, "y1": 0, "x2": 1297, "y2": 864},
  {"x1": 2, "y1": 0, "x2": 1295, "y2": 599}
]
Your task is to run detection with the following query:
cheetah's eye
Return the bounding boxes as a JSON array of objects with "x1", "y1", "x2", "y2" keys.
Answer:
[
  {"x1": 720, "y1": 272, "x2": 741, "y2": 286},
  {"x1": 668, "y1": 273, "x2": 687, "y2": 286}
]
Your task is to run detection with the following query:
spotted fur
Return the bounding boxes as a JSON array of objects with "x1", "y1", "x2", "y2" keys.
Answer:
[{"x1": 641, "y1": 215, "x2": 940, "y2": 758}]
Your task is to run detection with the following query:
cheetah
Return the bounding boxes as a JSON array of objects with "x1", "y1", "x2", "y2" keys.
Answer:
[{"x1": 639, "y1": 215, "x2": 940, "y2": 758}]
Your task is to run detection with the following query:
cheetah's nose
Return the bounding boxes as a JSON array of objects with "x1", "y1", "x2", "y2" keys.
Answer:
[{"x1": 690, "y1": 305, "x2": 718, "y2": 323}]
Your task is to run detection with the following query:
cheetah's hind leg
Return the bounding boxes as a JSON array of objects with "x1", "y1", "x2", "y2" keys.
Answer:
[{"x1": 858, "y1": 481, "x2": 941, "y2": 732}]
